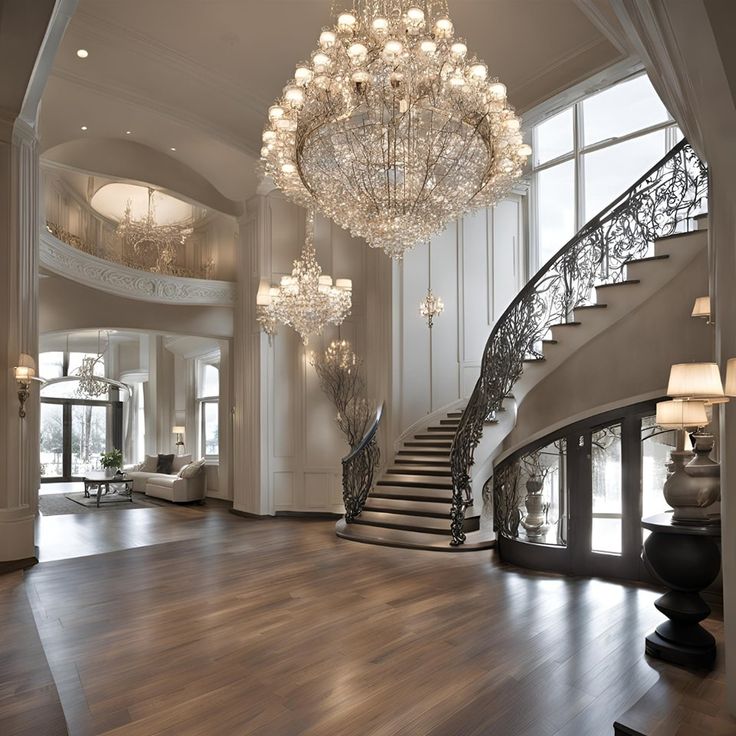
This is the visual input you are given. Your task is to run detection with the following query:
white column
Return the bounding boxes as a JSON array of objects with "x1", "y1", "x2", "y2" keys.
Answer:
[
  {"x1": 232, "y1": 196, "x2": 271, "y2": 515},
  {"x1": 0, "y1": 117, "x2": 40, "y2": 563}
]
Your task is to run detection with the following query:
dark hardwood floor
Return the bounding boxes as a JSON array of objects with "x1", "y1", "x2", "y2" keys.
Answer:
[{"x1": 5, "y1": 504, "x2": 732, "y2": 735}]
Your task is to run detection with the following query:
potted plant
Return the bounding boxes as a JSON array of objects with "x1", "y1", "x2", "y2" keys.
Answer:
[{"x1": 100, "y1": 448, "x2": 123, "y2": 476}]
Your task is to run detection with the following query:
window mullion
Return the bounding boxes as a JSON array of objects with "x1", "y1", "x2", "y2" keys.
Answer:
[{"x1": 574, "y1": 101, "x2": 585, "y2": 231}]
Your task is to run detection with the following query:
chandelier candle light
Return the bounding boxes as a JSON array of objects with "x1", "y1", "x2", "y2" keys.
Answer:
[
  {"x1": 420, "y1": 288, "x2": 444, "y2": 328},
  {"x1": 260, "y1": 0, "x2": 531, "y2": 258},
  {"x1": 256, "y1": 211, "x2": 352, "y2": 344}
]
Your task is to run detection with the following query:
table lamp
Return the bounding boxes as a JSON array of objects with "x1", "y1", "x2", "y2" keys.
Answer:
[{"x1": 172, "y1": 426, "x2": 186, "y2": 455}]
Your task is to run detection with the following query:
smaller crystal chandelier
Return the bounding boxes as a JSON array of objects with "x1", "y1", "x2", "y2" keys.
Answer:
[
  {"x1": 116, "y1": 188, "x2": 193, "y2": 273},
  {"x1": 75, "y1": 331, "x2": 109, "y2": 397},
  {"x1": 420, "y1": 288, "x2": 444, "y2": 328},
  {"x1": 256, "y1": 211, "x2": 352, "y2": 345}
]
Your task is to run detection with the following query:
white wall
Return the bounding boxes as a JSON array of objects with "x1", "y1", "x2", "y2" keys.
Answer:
[
  {"x1": 262, "y1": 194, "x2": 382, "y2": 514},
  {"x1": 393, "y1": 195, "x2": 526, "y2": 433}
]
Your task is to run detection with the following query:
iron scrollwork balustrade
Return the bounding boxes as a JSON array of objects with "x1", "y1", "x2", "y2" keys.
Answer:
[
  {"x1": 342, "y1": 402, "x2": 383, "y2": 522},
  {"x1": 449, "y1": 140, "x2": 707, "y2": 545}
]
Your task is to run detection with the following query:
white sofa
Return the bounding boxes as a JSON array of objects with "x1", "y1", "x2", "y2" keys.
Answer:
[{"x1": 126, "y1": 454, "x2": 206, "y2": 503}]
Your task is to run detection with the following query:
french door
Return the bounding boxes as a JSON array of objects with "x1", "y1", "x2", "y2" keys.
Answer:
[{"x1": 40, "y1": 399, "x2": 123, "y2": 482}]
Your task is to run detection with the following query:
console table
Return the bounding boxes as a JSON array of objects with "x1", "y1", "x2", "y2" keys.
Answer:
[
  {"x1": 83, "y1": 472, "x2": 134, "y2": 508},
  {"x1": 641, "y1": 512, "x2": 721, "y2": 669}
]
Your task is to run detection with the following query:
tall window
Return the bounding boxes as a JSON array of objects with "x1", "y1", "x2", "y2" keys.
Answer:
[
  {"x1": 197, "y1": 361, "x2": 219, "y2": 459},
  {"x1": 531, "y1": 73, "x2": 681, "y2": 270}
]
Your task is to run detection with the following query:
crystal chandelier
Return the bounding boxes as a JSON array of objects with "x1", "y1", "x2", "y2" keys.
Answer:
[
  {"x1": 75, "y1": 331, "x2": 109, "y2": 398},
  {"x1": 257, "y1": 211, "x2": 352, "y2": 344},
  {"x1": 419, "y1": 287, "x2": 444, "y2": 328},
  {"x1": 116, "y1": 188, "x2": 193, "y2": 273},
  {"x1": 260, "y1": 0, "x2": 531, "y2": 259}
]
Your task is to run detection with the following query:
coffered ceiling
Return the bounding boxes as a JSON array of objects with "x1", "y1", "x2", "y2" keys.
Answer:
[{"x1": 39, "y1": 0, "x2": 624, "y2": 205}]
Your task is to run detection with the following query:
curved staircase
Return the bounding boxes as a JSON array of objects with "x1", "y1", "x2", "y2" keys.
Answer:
[
  {"x1": 337, "y1": 141, "x2": 707, "y2": 550},
  {"x1": 336, "y1": 409, "x2": 497, "y2": 550}
]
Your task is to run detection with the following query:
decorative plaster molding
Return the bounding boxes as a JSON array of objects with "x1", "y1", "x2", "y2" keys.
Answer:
[{"x1": 40, "y1": 230, "x2": 235, "y2": 306}]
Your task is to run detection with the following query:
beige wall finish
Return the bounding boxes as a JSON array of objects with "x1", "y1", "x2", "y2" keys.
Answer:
[
  {"x1": 503, "y1": 248, "x2": 711, "y2": 456},
  {"x1": 40, "y1": 273, "x2": 233, "y2": 339}
]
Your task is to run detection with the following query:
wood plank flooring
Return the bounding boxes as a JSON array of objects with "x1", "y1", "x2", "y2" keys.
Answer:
[{"x1": 13, "y1": 505, "x2": 734, "y2": 735}]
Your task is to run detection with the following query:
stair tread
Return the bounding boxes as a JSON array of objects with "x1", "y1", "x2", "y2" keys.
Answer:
[
  {"x1": 363, "y1": 498, "x2": 456, "y2": 516},
  {"x1": 336, "y1": 519, "x2": 495, "y2": 552},
  {"x1": 354, "y1": 510, "x2": 479, "y2": 535},
  {"x1": 387, "y1": 466, "x2": 451, "y2": 475},
  {"x1": 623, "y1": 254, "x2": 670, "y2": 265},
  {"x1": 595, "y1": 279, "x2": 640, "y2": 289},
  {"x1": 371, "y1": 486, "x2": 454, "y2": 501}
]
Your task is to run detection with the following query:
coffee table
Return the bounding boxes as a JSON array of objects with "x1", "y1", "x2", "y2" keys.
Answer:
[{"x1": 83, "y1": 472, "x2": 134, "y2": 508}]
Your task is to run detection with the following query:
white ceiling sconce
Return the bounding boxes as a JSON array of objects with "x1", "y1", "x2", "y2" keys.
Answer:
[{"x1": 260, "y1": 0, "x2": 530, "y2": 259}]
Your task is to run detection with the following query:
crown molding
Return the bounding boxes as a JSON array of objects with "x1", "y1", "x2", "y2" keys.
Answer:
[{"x1": 40, "y1": 229, "x2": 236, "y2": 306}]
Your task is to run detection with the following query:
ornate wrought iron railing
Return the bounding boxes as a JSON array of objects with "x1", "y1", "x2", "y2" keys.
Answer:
[
  {"x1": 449, "y1": 140, "x2": 707, "y2": 545},
  {"x1": 342, "y1": 401, "x2": 383, "y2": 522}
]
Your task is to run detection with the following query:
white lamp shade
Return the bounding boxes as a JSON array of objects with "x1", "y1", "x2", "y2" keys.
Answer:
[
  {"x1": 691, "y1": 296, "x2": 711, "y2": 319},
  {"x1": 318, "y1": 275, "x2": 333, "y2": 286},
  {"x1": 725, "y1": 358, "x2": 736, "y2": 397},
  {"x1": 656, "y1": 400, "x2": 708, "y2": 429},
  {"x1": 14, "y1": 365, "x2": 35, "y2": 381},
  {"x1": 335, "y1": 278, "x2": 352, "y2": 290},
  {"x1": 172, "y1": 426, "x2": 185, "y2": 434},
  {"x1": 667, "y1": 362, "x2": 725, "y2": 401},
  {"x1": 256, "y1": 280, "x2": 272, "y2": 306}
]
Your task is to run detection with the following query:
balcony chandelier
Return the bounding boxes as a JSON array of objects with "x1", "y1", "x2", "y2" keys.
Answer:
[
  {"x1": 261, "y1": 0, "x2": 531, "y2": 259},
  {"x1": 257, "y1": 211, "x2": 352, "y2": 344},
  {"x1": 115, "y1": 187, "x2": 193, "y2": 273}
]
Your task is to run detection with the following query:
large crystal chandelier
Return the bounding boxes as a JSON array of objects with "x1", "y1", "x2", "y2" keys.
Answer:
[
  {"x1": 261, "y1": 0, "x2": 531, "y2": 259},
  {"x1": 257, "y1": 211, "x2": 352, "y2": 344},
  {"x1": 116, "y1": 188, "x2": 193, "y2": 273}
]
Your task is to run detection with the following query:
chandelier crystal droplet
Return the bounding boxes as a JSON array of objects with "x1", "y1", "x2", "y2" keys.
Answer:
[
  {"x1": 260, "y1": 0, "x2": 531, "y2": 259},
  {"x1": 256, "y1": 211, "x2": 352, "y2": 345}
]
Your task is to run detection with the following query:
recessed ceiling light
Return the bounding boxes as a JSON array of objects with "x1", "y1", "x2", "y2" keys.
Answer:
[
  {"x1": 76, "y1": 49, "x2": 88, "y2": 58},
  {"x1": 81, "y1": 125, "x2": 88, "y2": 131},
  {"x1": 170, "y1": 147, "x2": 176, "y2": 151},
  {"x1": 125, "y1": 130, "x2": 132, "y2": 135}
]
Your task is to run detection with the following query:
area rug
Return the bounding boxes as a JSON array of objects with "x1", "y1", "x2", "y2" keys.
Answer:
[{"x1": 39, "y1": 492, "x2": 169, "y2": 516}]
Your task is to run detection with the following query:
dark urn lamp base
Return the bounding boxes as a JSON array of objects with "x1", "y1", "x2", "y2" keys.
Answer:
[{"x1": 641, "y1": 513, "x2": 721, "y2": 670}]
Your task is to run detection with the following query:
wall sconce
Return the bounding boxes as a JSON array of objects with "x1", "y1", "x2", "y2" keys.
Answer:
[
  {"x1": 691, "y1": 296, "x2": 712, "y2": 324},
  {"x1": 14, "y1": 354, "x2": 37, "y2": 418},
  {"x1": 172, "y1": 425, "x2": 186, "y2": 455}
]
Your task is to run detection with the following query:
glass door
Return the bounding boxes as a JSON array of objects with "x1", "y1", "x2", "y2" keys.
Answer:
[
  {"x1": 573, "y1": 416, "x2": 643, "y2": 579},
  {"x1": 70, "y1": 404, "x2": 109, "y2": 478},
  {"x1": 40, "y1": 399, "x2": 123, "y2": 482},
  {"x1": 40, "y1": 403, "x2": 64, "y2": 480}
]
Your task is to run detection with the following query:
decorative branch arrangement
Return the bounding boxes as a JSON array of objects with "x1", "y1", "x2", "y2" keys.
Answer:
[{"x1": 311, "y1": 339, "x2": 375, "y2": 448}]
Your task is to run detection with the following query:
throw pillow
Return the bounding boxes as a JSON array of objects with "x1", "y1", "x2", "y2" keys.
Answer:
[
  {"x1": 140, "y1": 455, "x2": 158, "y2": 472},
  {"x1": 171, "y1": 454, "x2": 193, "y2": 473},
  {"x1": 156, "y1": 453, "x2": 175, "y2": 474},
  {"x1": 178, "y1": 459, "x2": 206, "y2": 478}
]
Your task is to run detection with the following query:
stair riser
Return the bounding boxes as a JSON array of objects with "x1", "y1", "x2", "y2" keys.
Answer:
[
  {"x1": 377, "y1": 479, "x2": 452, "y2": 489},
  {"x1": 387, "y1": 468, "x2": 451, "y2": 477}
]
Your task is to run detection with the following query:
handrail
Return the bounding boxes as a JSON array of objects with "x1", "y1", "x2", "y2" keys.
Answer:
[
  {"x1": 449, "y1": 139, "x2": 707, "y2": 545},
  {"x1": 341, "y1": 401, "x2": 384, "y2": 522}
]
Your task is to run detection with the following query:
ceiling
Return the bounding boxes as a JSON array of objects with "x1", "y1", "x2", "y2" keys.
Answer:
[{"x1": 39, "y1": 0, "x2": 624, "y2": 205}]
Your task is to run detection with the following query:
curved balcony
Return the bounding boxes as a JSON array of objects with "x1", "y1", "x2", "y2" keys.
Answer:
[{"x1": 41, "y1": 166, "x2": 236, "y2": 306}]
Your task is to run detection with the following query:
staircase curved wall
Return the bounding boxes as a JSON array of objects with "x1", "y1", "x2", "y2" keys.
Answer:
[{"x1": 501, "y1": 246, "x2": 710, "y2": 461}]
